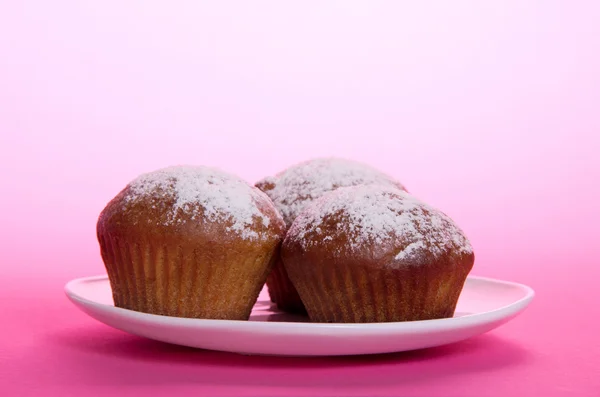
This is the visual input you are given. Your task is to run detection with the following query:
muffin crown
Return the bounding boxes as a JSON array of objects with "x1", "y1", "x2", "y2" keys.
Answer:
[
  {"x1": 256, "y1": 157, "x2": 406, "y2": 227},
  {"x1": 285, "y1": 185, "x2": 472, "y2": 267},
  {"x1": 99, "y1": 165, "x2": 285, "y2": 242}
]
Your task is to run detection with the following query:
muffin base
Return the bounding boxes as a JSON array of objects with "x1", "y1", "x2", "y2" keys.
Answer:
[
  {"x1": 99, "y1": 234, "x2": 277, "y2": 320},
  {"x1": 266, "y1": 260, "x2": 307, "y2": 314},
  {"x1": 290, "y1": 261, "x2": 469, "y2": 323}
]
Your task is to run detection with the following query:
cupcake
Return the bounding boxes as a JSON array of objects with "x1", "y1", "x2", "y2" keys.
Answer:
[
  {"x1": 96, "y1": 165, "x2": 285, "y2": 320},
  {"x1": 256, "y1": 158, "x2": 406, "y2": 313},
  {"x1": 281, "y1": 185, "x2": 474, "y2": 323}
]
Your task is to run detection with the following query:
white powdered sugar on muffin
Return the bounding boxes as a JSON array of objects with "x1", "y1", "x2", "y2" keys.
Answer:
[
  {"x1": 256, "y1": 158, "x2": 406, "y2": 227},
  {"x1": 287, "y1": 185, "x2": 472, "y2": 263},
  {"x1": 124, "y1": 165, "x2": 276, "y2": 240}
]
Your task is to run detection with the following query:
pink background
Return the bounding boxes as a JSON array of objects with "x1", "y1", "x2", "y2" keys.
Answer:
[{"x1": 1, "y1": 1, "x2": 599, "y2": 396}]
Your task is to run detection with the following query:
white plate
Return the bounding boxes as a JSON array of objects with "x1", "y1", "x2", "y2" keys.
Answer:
[{"x1": 64, "y1": 275, "x2": 534, "y2": 356}]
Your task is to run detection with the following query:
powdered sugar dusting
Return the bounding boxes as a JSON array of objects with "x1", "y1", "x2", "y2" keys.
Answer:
[
  {"x1": 257, "y1": 158, "x2": 406, "y2": 227},
  {"x1": 124, "y1": 165, "x2": 273, "y2": 240},
  {"x1": 395, "y1": 240, "x2": 427, "y2": 260},
  {"x1": 288, "y1": 185, "x2": 472, "y2": 263}
]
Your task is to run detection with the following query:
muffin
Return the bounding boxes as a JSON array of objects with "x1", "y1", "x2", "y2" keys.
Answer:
[
  {"x1": 97, "y1": 165, "x2": 285, "y2": 320},
  {"x1": 256, "y1": 158, "x2": 406, "y2": 313},
  {"x1": 281, "y1": 185, "x2": 474, "y2": 323}
]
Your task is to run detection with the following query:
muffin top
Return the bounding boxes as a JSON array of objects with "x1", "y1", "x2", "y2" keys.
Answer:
[
  {"x1": 98, "y1": 165, "x2": 285, "y2": 242},
  {"x1": 256, "y1": 158, "x2": 406, "y2": 228},
  {"x1": 283, "y1": 185, "x2": 473, "y2": 268}
]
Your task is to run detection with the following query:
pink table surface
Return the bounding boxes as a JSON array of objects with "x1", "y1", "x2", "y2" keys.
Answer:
[{"x1": 1, "y1": 2, "x2": 599, "y2": 396}]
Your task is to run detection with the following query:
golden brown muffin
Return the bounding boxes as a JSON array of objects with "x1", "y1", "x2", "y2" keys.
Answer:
[
  {"x1": 97, "y1": 165, "x2": 285, "y2": 320},
  {"x1": 281, "y1": 185, "x2": 474, "y2": 323},
  {"x1": 256, "y1": 158, "x2": 406, "y2": 313}
]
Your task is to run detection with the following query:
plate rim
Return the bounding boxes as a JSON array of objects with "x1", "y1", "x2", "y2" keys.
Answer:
[{"x1": 64, "y1": 274, "x2": 535, "y2": 334}]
